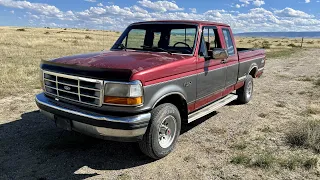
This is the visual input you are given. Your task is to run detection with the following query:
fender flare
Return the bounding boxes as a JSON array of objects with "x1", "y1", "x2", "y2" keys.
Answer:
[
  {"x1": 152, "y1": 92, "x2": 186, "y2": 109},
  {"x1": 147, "y1": 84, "x2": 188, "y2": 109},
  {"x1": 248, "y1": 63, "x2": 258, "y2": 77}
]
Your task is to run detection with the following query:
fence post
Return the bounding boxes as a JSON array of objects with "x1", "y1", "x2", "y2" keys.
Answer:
[{"x1": 301, "y1": 37, "x2": 304, "y2": 48}]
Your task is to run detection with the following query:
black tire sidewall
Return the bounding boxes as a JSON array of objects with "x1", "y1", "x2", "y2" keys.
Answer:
[{"x1": 150, "y1": 103, "x2": 181, "y2": 158}]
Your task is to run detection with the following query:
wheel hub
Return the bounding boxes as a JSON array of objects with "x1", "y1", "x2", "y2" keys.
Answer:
[
  {"x1": 158, "y1": 115, "x2": 177, "y2": 149},
  {"x1": 246, "y1": 81, "x2": 253, "y2": 98}
]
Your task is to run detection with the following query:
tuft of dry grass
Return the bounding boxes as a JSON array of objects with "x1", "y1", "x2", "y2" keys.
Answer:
[
  {"x1": 286, "y1": 120, "x2": 320, "y2": 152},
  {"x1": 288, "y1": 43, "x2": 299, "y2": 48},
  {"x1": 116, "y1": 173, "x2": 132, "y2": 180},
  {"x1": 297, "y1": 76, "x2": 313, "y2": 82},
  {"x1": 230, "y1": 142, "x2": 247, "y2": 150},
  {"x1": 314, "y1": 78, "x2": 320, "y2": 87},
  {"x1": 16, "y1": 28, "x2": 26, "y2": 32},
  {"x1": 301, "y1": 104, "x2": 320, "y2": 116},
  {"x1": 85, "y1": 35, "x2": 93, "y2": 40},
  {"x1": 230, "y1": 154, "x2": 251, "y2": 165},
  {"x1": 251, "y1": 153, "x2": 275, "y2": 169}
]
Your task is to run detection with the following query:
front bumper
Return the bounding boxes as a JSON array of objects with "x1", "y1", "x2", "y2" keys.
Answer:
[{"x1": 35, "y1": 93, "x2": 151, "y2": 142}]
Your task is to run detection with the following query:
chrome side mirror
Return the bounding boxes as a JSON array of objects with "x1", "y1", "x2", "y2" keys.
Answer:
[{"x1": 212, "y1": 48, "x2": 229, "y2": 59}]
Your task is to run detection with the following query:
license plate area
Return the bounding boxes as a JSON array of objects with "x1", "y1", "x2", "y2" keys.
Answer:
[{"x1": 55, "y1": 116, "x2": 72, "y2": 131}]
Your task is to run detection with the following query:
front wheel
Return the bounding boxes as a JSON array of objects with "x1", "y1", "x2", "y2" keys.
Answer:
[
  {"x1": 138, "y1": 103, "x2": 181, "y2": 159},
  {"x1": 236, "y1": 75, "x2": 253, "y2": 104}
]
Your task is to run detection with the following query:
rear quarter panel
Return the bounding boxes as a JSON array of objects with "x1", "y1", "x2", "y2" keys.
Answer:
[{"x1": 238, "y1": 49, "x2": 266, "y2": 79}]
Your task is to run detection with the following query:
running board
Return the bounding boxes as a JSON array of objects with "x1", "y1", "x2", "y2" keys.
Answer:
[{"x1": 188, "y1": 94, "x2": 238, "y2": 123}]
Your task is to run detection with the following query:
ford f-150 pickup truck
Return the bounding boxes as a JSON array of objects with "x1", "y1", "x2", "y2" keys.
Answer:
[{"x1": 36, "y1": 20, "x2": 265, "y2": 159}]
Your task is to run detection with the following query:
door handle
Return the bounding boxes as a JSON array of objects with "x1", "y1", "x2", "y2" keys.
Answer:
[{"x1": 221, "y1": 59, "x2": 227, "y2": 64}]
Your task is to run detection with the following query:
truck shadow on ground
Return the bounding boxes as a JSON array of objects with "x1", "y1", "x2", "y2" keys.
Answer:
[{"x1": 0, "y1": 110, "x2": 217, "y2": 180}]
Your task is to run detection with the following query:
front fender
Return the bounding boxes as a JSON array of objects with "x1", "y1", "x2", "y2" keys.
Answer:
[{"x1": 143, "y1": 83, "x2": 188, "y2": 109}]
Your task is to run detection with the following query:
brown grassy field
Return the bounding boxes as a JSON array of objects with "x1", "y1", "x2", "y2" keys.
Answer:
[{"x1": 0, "y1": 26, "x2": 320, "y2": 179}]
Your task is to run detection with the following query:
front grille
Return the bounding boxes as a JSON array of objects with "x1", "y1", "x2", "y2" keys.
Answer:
[{"x1": 43, "y1": 71, "x2": 103, "y2": 106}]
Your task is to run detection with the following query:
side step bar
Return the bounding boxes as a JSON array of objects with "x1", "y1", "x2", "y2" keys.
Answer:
[{"x1": 188, "y1": 94, "x2": 238, "y2": 123}]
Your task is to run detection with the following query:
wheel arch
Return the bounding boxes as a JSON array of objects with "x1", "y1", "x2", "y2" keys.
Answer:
[
  {"x1": 248, "y1": 63, "x2": 258, "y2": 78},
  {"x1": 152, "y1": 92, "x2": 188, "y2": 125}
]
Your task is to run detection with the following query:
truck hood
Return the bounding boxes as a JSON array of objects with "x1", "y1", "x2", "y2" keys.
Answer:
[{"x1": 50, "y1": 50, "x2": 190, "y2": 73}]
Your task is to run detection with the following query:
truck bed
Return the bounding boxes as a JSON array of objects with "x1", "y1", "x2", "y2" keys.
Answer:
[{"x1": 237, "y1": 48, "x2": 265, "y2": 61}]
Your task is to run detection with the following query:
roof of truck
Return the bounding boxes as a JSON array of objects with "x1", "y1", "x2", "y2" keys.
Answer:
[{"x1": 131, "y1": 20, "x2": 230, "y2": 27}]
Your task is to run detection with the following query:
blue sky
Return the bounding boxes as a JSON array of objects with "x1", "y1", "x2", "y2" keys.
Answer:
[{"x1": 0, "y1": 0, "x2": 319, "y2": 32}]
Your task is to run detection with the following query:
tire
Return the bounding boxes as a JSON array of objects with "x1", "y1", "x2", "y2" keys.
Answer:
[
  {"x1": 138, "y1": 103, "x2": 181, "y2": 159},
  {"x1": 236, "y1": 75, "x2": 253, "y2": 104}
]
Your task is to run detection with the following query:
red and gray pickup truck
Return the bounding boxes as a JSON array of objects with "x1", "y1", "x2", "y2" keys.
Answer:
[{"x1": 36, "y1": 20, "x2": 265, "y2": 159}]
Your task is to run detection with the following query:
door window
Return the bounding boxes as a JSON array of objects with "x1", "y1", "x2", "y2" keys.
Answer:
[{"x1": 222, "y1": 29, "x2": 235, "y2": 56}]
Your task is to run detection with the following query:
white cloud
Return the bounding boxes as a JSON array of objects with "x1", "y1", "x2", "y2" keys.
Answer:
[
  {"x1": 0, "y1": 0, "x2": 319, "y2": 32},
  {"x1": 84, "y1": 0, "x2": 96, "y2": 2},
  {"x1": 189, "y1": 8, "x2": 196, "y2": 13},
  {"x1": 239, "y1": 0, "x2": 265, "y2": 7},
  {"x1": 97, "y1": 3, "x2": 103, "y2": 7},
  {"x1": 132, "y1": 5, "x2": 148, "y2": 14},
  {"x1": 274, "y1": 7, "x2": 314, "y2": 18},
  {"x1": 252, "y1": 0, "x2": 265, "y2": 7},
  {"x1": 0, "y1": 0, "x2": 63, "y2": 17},
  {"x1": 138, "y1": 0, "x2": 184, "y2": 12},
  {"x1": 235, "y1": 4, "x2": 241, "y2": 8},
  {"x1": 305, "y1": 0, "x2": 311, "y2": 3},
  {"x1": 10, "y1": 10, "x2": 14, "y2": 14},
  {"x1": 239, "y1": 0, "x2": 250, "y2": 5}
]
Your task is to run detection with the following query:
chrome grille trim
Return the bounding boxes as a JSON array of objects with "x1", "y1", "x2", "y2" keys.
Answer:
[{"x1": 42, "y1": 70, "x2": 104, "y2": 107}]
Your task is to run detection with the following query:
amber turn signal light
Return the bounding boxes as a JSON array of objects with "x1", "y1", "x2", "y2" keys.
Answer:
[{"x1": 104, "y1": 96, "x2": 143, "y2": 105}]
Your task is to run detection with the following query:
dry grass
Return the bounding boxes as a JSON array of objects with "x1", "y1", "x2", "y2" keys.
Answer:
[
  {"x1": 235, "y1": 36, "x2": 320, "y2": 59},
  {"x1": 235, "y1": 37, "x2": 320, "y2": 49},
  {"x1": 286, "y1": 120, "x2": 320, "y2": 152},
  {"x1": 231, "y1": 153, "x2": 319, "y2": 170},
  {"x1": 0, "y1": 27, "x2": 119, "y2": 97}
]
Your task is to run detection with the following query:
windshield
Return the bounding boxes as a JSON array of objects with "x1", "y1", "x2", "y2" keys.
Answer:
[{"x1": 112, "y1": 24, "x2": 198, "y2": 55}]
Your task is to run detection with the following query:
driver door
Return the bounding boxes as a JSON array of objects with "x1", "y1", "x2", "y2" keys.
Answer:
[{"x1": 195, "y1": 26, "x2": 227, "y2": 109}]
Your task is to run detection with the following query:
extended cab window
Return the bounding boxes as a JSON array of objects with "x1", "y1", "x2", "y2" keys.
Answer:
[
  {"x1": 113, "y1": 24, "x2": 198, "y2": 55},
  {"x1": 222, "y1": 29, "x2": 235, "y2": 56}
]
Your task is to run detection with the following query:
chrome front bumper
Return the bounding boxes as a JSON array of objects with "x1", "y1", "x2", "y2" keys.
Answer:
[{"x1": 35, "y1": 93, "x2": 151, "y2": 141}]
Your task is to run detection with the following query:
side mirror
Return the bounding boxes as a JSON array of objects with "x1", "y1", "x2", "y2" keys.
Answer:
[{"x1": 212, "y1": 48, "x2": 229, "y2": 59}]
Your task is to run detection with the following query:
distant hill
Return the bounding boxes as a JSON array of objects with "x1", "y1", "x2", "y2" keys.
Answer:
[{"x1": 235, "y1": 32, "x2": 320, "y2": 38}]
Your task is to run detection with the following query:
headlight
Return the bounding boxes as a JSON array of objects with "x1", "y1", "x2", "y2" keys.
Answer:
[{"x1": 104, "y1": 81, "x2": 143, "y2": 106}]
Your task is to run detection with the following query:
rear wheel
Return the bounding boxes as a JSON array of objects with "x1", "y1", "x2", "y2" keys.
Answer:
[
  {"x1": 138, "y1": 103, "x2": 181, "y2": 159},
  {"x1": 236, "y1": 75, "x2": 253, "y2": 104}
]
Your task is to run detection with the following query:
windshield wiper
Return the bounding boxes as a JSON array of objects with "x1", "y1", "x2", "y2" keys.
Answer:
[{"x1": 141, "y1": 45, "x2": 173, "y2": 55}]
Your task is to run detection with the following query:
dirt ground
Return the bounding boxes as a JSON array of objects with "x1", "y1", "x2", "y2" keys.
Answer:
[{"x1": 1, "y1": 48, "x2": 320, "y2": 179}]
